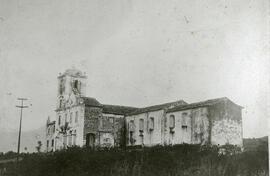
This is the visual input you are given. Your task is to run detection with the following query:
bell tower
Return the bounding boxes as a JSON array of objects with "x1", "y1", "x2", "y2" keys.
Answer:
[{"x1": 57, "y1": 68, "x2": 87, "y2": 109}]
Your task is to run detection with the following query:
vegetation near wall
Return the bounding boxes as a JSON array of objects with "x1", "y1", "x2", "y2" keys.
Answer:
[{"x1": 0, "y1": 144, "x2": 268, "y2": 176}]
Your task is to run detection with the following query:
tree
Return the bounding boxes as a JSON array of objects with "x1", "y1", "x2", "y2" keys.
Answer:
[{"x1": 36, "y1": 141, "x2": 42, "y2": 153}]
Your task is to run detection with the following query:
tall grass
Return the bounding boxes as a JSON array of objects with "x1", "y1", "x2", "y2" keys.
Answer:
[{"x1": 0, "y1": 144, "x2": 268, "y2": 176}]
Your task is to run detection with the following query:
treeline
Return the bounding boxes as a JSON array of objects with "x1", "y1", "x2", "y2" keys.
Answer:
[
  {"x1": 243, "y1": 136, "x2": 268, "y2": 152},
  {"x1": 0, "y1": 144, "x2": 268, "y2": 176}
]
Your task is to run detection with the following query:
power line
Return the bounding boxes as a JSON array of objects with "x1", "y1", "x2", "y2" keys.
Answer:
[{"x1": 15, "y1": 98, "x2": 28, "y2": 166}]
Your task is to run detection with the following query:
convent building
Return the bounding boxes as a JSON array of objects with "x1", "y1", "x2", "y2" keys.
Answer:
[{"x1": 46, "y1": 68, "x2": 243, "y2": 152}]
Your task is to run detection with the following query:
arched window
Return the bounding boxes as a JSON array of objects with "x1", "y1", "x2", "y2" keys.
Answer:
[
  {"x1": 73, "y1": 80, "x2": 81, "y2": 93},
  {"x1": 58, "y1": 116, "x2": 61, "y2": 125},
  {"x1": 139, "y1": 119, "x2": 144, "y2": 132},
  {"x1": 169, "y1": 115, "x2": 175, "y2": 129},
  {"x1": 149, "y1": 117, "x2": 154, "y2": 131},
  {"x1": 74, "y1": 80, "x2": 78, "y2": 89},
  {"x1": 59, "y1": 99, "x2": 62, "y2": 108},
  {"x1": 59, "y1": 79, "x2": 65, "y2": 95}
]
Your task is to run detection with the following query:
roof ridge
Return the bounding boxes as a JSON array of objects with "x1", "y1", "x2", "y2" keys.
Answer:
[
  {"x1": 102, "y1": 104, "x2": 138, "y2": 109},
  {"x1": 81, "y1": 96, "x2": 102, "y2": 107},
  {"x1": 140, "y1": 99, "x2": 187, "y2": 109},
  {"x1": 167, "y1": 97, "x2": 241, "y2": 113},
  {"x1": 128, "y1": 99, "x2": 187, "y2": 115},
  {"x1": 81, "y1": 96, "x2": 98, "y2": 99}
]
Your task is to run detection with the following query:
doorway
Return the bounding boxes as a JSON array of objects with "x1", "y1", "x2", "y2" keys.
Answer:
[{"x1": 86, "y1": 133, "x2": 95, "y2": 147}]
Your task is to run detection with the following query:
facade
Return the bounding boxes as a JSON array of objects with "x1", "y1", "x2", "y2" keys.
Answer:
[
  {"x1": 46, "y1": 68, "x2": 243, "y2": 151},
  {"x1": 46, "y1": 68, "x2": 137, "y2": 151},
  {"x1": 126, "y1": 98, "x2": 243, "y2": 147},
  {"x1": 46, "y1": 118, "x2": 56, "y2": 152}
]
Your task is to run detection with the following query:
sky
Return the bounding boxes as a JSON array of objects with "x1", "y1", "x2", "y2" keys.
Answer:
[{"x1": 0, "y1": 0, "x2": 268, "y2": 138}]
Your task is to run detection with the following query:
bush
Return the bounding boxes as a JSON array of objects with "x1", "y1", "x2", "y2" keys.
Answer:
[{"x1": 0, "y1": 144, "x2": 268, "y2": 176}]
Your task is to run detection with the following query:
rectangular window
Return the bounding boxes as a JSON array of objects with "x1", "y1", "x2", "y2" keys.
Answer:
[
  {"x1": 75, "y1": 111, "x2": 78, "y2": 123},
  {"x1": 130, "y1": 131, "x2": 135, "y2": 145},
  {"x1": 129, "y1": 120, "x2": 135, "y2": 132},
  {"x1": 59, "y1": 79, "x2": 65, "y2": 95},
  {"x1": 99, "y1": 119, "x2": 103, "y2": 128},
  {"x1": 70, "y1": 112, "x2": 73, "y2": 124},
  {"x1": 63, "y1": 135, "x2": 67, "y2": 147},
  {"x1": 182, "y1": 112, "x2": 188, "y2": 125},
  {"x1": 139, "y1": 119, "x2": 144, "y2": 132},
  {"x1": 51, "y1": 139, "x2": 54, "y2": 147},
  {"x1": 58, "y1": 116, "x2": 61, "y2": 125},
  {"x1": 73, "y1": 133, "x2": 77, "y2": 145},
  {"x1": 74, "y1": 80, "x2": 78, "y2": 89},
  {"x1": 68, "y1": 135, "x2": 72, "y2": 146},
  {"x1": 149, "y1": 117, "x2": 154, "y2": 131},
  {"x1": 59, "y1": 99, "x2": 63, "y2": 108},
  {"x1": 182, "y1": 112, "x2": 188, "y2": 116},
  {"x1": 182, "y1": 125, "x2": 188, "y2": 130},
  {"x1": 109, "y1": 117, "x2": 114, "y2": 123}
]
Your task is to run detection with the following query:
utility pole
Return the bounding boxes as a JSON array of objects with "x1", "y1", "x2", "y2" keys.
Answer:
[{"x1": 16, "y1": 98, "x2": 28, "y2": 164}]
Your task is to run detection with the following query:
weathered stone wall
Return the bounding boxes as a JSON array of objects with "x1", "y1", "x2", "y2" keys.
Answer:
[
  {"x1": 99, "y1": 113, "x2": 125, "y2": 147},
  {"x1": 190, "y1": 107, "x2": 209, "y2": 144},
  {"x1": 209, "y1": 101, "x2": 242, "y2": 146},
  {"x1": 165, "y1": 107, "x2": 209, "y2": 145},
  {"x1": 98, "y1": 132, "x2": 115, "y2": 147},
  {"x1": 84, "y1": 106, "x2": 102, "y2": 145},
  {"x1": 164, "y1": 110, "x2": 192, "y2": 145},
  {"x1": 126, "y1": 110, "x2": 164, "y2": 146},
  {"x1": 111, "y1": 116, "x2": 125, "y2": 147}
]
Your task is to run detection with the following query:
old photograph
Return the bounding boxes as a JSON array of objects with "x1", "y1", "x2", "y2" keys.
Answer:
[{"x1": 0, "y1": 0, "x2": 268, "y2": 176}]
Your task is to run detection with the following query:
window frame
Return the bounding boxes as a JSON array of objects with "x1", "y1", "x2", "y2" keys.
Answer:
[
  {"x1": 75, "y1": 111, "x2": 78, "y2": 123},
  {"x1": 129, "y1": 120, "x2": 135, "y2": 132},
  {"x1": 139, "y1": 119, "x2": 144, "y2": 132},
  {"x1": 73, "y1": 130, "x2": 77, "y2": 145},
  {"x1": 169, "y1": 115, "x2": 175, "y2": 129},
  {"x1": 70, "y1": 112, "x2": 73, "y2": 124},
  {"x1": 58, "y1": 116, "x2": 61, "y2": 126},
  {"x1": 149, "y1": 117, "x2": 154, "y2": 131}
]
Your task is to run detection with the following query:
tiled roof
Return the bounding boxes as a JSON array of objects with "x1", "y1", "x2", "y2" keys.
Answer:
[
  {"x1": 82, "y1": 97, "x2": 102, "y2": 107},
  {"x1": 128, "y1": 100, "x2": 187, "y2": 115},
  {"x1": 167, "y1": 97, "x2": 242, "y2": 113},
  {"x1": 80, "y1": 97, "x2": 241, "y2": 116},
  {"x1": 102, "y1": 104, "x2": 139, "y2": 115}
]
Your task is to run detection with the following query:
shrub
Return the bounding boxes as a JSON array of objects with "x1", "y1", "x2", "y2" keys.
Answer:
[{"x1": 0, "y1": 144, "x2": 268, "y2": 176}]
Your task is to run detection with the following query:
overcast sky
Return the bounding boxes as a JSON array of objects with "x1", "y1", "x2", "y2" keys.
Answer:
[{"x1": 0, "y1": 0, "x2": 268, "y2": 138}]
